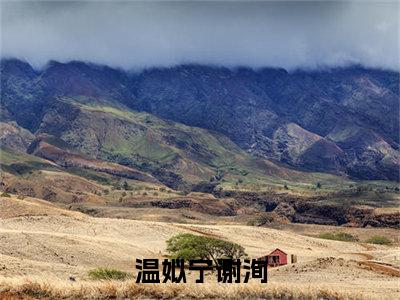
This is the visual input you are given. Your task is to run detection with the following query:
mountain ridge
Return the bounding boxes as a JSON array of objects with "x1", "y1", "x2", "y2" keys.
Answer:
[{"x1": 1, "y1": 58, "x2": 399, "y2": 181}]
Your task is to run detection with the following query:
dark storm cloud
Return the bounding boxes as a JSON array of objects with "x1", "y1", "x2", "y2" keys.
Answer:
[{"x1": 1, "y1": 0, "x2": 399, "y2": 70}]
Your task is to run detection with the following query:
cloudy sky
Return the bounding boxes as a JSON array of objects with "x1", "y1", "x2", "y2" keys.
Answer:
[{"x1": 1, "y1": 0, "x2": 399, "y2": 70}]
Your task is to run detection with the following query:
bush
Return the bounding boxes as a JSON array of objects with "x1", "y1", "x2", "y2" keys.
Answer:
[
  {"x1": 318, "y1": 232, "x2": 358, "y2": 242},
  {"x1": 1, "y1": 192, "x2": 11, "y2": 197},
  {"x1": 247, "y1": 213, "x2": 275, "y2": 226},
  {"x1": 166, "y1": 233, "x2": 247, "y2": 265},
  {"x1": 122, "y1": 181, "x2": 131, "y2": 190},
  {"x1": 191, "y1": 181, "x2": 216, "y2": 193},
  {"x1": 365, "y1": 235, "x2": 392, "y2": 245},
  {"x1": 88, "y1": 268, "x2": 131, "y2": 281}
]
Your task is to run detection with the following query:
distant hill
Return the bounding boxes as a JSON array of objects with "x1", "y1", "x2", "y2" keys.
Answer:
[{"x1": 1, "y1": 58, "x2": 399, "y2": 183}]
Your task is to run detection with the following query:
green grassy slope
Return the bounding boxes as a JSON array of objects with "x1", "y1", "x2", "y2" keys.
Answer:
[
  {"x1": 2, "y1": 96, "x2": 397, "y2": 196},
  {"x1": 44, "y1": 99, "x2": 365, "y2": 192},
  {"x1": 0, "y1": 147, "x2": 59, "y2": 176}
]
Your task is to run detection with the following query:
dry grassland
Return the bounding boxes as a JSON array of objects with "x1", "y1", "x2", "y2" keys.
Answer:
[{"x1": 0, "y1": 195, "x2": 399, "y2": 299}]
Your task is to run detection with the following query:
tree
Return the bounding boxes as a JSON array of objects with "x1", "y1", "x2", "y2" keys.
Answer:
[
  {"x1": 166, "y1": 233, "x2": 247, "y2": 266},
  {"x1": 122, "y1": 181, "x2": 130, "y2": 190},
  {"x1": 316, "y1": 182, "x2": 322, "y2": 189}
]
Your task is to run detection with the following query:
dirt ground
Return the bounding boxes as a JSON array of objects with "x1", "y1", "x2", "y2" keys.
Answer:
[{"x1": 0, "y1": 195, "x2": 399, "y2": 299}]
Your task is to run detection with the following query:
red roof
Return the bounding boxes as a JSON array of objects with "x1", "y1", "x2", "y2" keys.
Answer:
[
  {"x1": 268, "y1": 248, "x2": 287, "y2": 256},
  {"x1": 258, "y1": 248, "x2": 288, "y2": 258}
]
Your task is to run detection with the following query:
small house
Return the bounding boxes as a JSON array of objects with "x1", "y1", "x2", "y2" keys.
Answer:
[{"x1": 258, "y1": 248, "x2": 288, "y2": 267}]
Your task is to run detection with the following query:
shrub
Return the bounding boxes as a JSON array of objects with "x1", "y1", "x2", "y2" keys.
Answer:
[
  {"x1": 318, "y1": 232, "x2": 358, "y2": 242},
  {"x1": 1, "y1": 192, "x2": 11, "y2": 197},
  {"x1": 122, "y1": 181, "x2": 130, "y2": 190},
  {"x1": 365, "y1": 235, "x2": 392, "y2": 245},
  {"x1": 191, "y1": 181, "x2": 216, "y2": 193},
  {"x1": 88, "y1": 268, "x2": 131, "y2": 281},
  {"x1": 166, "y1": 233, "x2": 247, "y2": 265},
  {"x1": 247, "y1": 213, "x2": 275, "y2": 226}
]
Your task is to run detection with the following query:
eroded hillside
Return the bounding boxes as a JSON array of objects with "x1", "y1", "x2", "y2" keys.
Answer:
[{"x1": 1, "y1": 59, "x2": 399, "y2": 180}]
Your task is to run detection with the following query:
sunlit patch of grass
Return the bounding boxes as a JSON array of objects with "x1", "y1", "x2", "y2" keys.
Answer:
[
  {"x1": 365, "y1": 235, "x2": 392, "y2": 245},
  {"x1": 88, "y1": 268, "x2": 131, "y2": 281},
  {"x1": 318, "y1": 232, "x2": 359, "y2": 242}
]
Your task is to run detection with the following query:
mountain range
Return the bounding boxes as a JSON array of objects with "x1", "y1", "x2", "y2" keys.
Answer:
[{"x1": 1, "y1": 58, "x2": 399, "y2": 190}]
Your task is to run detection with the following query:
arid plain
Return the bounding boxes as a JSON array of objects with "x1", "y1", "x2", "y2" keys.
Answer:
[{"x1": 1, "y1": 195, "x2": 399, "y2": 299}]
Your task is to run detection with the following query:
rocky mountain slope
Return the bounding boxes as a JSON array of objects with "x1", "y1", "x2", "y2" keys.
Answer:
[{"x1": 1, "y1": 58, "x2": 399, "y2": 182}]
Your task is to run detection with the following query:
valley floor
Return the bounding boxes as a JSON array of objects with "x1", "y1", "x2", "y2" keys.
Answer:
[{"x1": 0, "y1": 195, "x2": 399, "y2": 299}]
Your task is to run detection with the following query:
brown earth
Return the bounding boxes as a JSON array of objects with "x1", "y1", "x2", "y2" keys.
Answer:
[
  {"x1": 0, "y1": 195, "x2": 399, "y2": 299},
  {"x1": 29, "y1": 138, "x2": 159, "y2": 183}
]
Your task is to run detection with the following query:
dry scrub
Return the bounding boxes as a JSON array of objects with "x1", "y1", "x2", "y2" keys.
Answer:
[{"x1": 0, "y1": 276, "x2": 382, "y2": 300}]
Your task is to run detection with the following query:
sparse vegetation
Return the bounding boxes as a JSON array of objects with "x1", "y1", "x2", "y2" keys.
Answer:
[
  {"x1": 318, "y1": 232, "x2": 358, "y2": 242},
  {"x1": 365, "y1": 235, "x2": 392, "y2": 245},
  {"x1": 0, "y1": 278, "x2": 371, "y2": 300},
  {"x1": 88, "y1": 268, "x2": 131, "y2": 281},
  {"x1": 1, "y1": 195, "x2": 399, "y2": 298}
]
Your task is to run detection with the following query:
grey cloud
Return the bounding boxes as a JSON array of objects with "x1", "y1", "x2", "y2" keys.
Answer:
[{"x1": 1, "y1": 1, "x2": 399, "y2": 71}]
